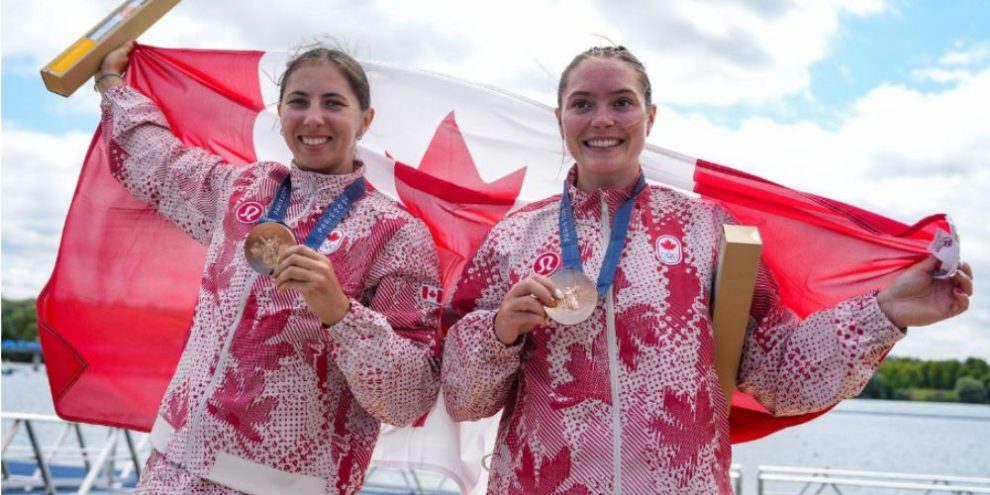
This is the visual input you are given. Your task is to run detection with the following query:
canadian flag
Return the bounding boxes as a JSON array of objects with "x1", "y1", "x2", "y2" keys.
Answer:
[{"x1": 37, "y1": 44, "x2": 951, "y2": 493}]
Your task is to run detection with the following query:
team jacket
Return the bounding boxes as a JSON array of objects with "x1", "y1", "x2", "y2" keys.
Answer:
[
  {"x1": 102, "y1": 86, "x2": 441, "y2": 495},
  {"x1": 442, "y1": 168, "x2": 903, "y2": 494}
]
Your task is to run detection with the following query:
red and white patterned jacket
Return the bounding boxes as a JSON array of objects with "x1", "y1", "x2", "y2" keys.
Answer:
[
  {"x1": 102, "y1": 87, "x2": 441, "y2": 495},
  {"x1": 442, "y1": 169, "x2": 903, "y2": 494}
]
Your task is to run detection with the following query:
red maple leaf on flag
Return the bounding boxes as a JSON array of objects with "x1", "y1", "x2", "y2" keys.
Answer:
[
  {"x1": 393, "y1": 111, "x2": 526, "y2": 299},
  {"x1": 660, "y1": 239, "x2": 676, "y2": 251}
]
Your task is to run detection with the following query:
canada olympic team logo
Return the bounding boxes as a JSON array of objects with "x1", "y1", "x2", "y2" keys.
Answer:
[
  {"x1": 235, "y1": 201, "x2": 265, "y2": 224},
  {"x1": 533, "y1": 252, "x2": 560, "y2": 276},
  {"x1": 655, "y1": 235, "x2": 683, "y2": 266},
  {"x1": 319, "y1": 229, "x2": 345, "y2": 254}
]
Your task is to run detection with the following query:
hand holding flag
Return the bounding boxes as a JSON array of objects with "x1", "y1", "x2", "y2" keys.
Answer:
[{"x1": 878, "y1": 257, "x2": 973, "y2": 328}]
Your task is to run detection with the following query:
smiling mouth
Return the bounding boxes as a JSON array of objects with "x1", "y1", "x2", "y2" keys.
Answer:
[
  {"x1": 300, "y1": 136, "x2": 331, "y2": 146},
  {"x1": 584, "y1": 138, "x2": 623, "y2": 148}
]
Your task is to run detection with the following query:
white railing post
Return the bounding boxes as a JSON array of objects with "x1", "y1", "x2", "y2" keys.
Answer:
[
  {"x1": 76, "y1": 427, "x2": 120, "y2": 495},
  {"x1": 23, "y1": 420, "x2": 56, "y2": 495}
]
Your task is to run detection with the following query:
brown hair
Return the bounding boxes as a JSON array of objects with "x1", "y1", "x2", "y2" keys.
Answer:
[
  {"x1": 278, "y1": 45, "x2": 371, "y2": 111},
  {"x1": 557, "y1": 46, "x2": 652, "y2": 108}
]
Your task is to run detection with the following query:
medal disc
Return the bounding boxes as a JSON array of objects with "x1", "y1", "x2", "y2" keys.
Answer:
[
  {"x1": 544, "y1": 269, "x2": 597, "y2": 325},
  {"x1": 244, "y1": 222, "x2": 296, "y2": 274}
]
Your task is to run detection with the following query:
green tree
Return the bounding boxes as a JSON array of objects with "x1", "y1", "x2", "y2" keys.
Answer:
[
  {"x1": 961, "y1": 357, "x2": 990, "y2": 381},
  {"x1": 2, "y1": 298, "x2": 40, "y2": 364},
  {"x1": 955, "y1": 376, "x2": 988, "y2": 404},
  {"x1": 1, "y1": 298, "x2": 38, "y2": 342},
  {"x1": 859, "y1": 373, "x2": 887, "y2": 399},
  {"x1": 920, "y1": 360, "x2": 936, "y2": 389}
]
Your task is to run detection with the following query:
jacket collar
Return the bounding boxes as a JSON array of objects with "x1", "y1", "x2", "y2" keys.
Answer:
[
  {"x1": 288, "y1": 160, "x2": 367, "y2": 205},
  {"x1": 563, "y1": 164, "x2": 645, "y2": 219}
]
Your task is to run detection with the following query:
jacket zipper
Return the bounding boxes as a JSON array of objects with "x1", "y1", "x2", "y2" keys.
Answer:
[
  {"x1": 601, "y1": 194, "x2": 624, "y2": 495},
  {"x1": 181, "y1": 186, "x2": 316, "y2": 469},
  {"x1": 181, "y1": 270, "x2": 258, "y2": 469}
]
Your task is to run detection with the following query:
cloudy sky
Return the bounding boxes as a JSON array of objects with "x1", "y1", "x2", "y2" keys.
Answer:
[{"x1": 2, "y1": 0, "x2": 987, "y2": 360}]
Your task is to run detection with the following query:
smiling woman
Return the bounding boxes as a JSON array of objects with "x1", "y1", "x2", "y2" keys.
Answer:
[
  {"x1": 275, "y1": 48, "x2": 374, "y2": 175},
  {"x1": 555, "y1": 53, "x2": 656, "y2": 191},
  {"x1": 92, "y1": 41, "x2": 443, "y2": 495},
  {"x1": 440, "y1": 44, "x2": 975, "y2": 495}
]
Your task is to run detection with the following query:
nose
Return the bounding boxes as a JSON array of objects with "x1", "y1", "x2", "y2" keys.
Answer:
[
  {"x1": 590, "y1": 106, "x2": 614, "y2": 128},
  {"x1": 303, "y1": 107, "x2": 325, "y2": 126}
]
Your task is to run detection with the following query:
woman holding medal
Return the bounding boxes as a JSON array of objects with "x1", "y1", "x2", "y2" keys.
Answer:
[
  {"x1": 441, "y1": 46, "x2": 974, "y2": 494},
  {"x1": 96, "y1": 42, "x2": 441, "y2": 494}
]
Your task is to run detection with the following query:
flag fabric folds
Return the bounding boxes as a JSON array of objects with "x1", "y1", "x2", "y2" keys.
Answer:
[{"x1": 37, "y1": 44, "x2": 951, "y2": 491}]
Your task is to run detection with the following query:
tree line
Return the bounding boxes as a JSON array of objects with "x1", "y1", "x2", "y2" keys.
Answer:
[
  {"x1": 858, "y1": 356, "x2": 990, "y2": 404},
  {"x1": 2, "y1": 298, "x2": 38, "y2": 360},
  {"x1": 3, "y1": 297, "x2": 990, "y2": 402}
]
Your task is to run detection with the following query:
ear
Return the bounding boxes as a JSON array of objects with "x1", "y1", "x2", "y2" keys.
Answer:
[
  {"x1": 645, "y1": 103, "x2": 657, "y2": 136},
  {"x1": 554, "y1": 107, "x2": 563, "y2": 137},
  {"x1": 360, "y1": 107, "x2": 376, "y2": 137}
]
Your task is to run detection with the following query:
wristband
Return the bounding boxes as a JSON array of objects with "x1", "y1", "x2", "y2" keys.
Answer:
[{"x1": 94, "y1": 72, "x2": 123, "y2": 90}]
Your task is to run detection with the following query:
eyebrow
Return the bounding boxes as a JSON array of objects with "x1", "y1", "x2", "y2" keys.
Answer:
[
  {"x1": 565, "y1": 88, "x2": 639, "y2": 100},
  {"x1": 285, "y1": 90, "x2": 348, "y2": 99}
]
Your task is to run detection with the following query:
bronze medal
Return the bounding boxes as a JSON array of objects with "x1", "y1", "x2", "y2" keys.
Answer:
[
  {"x1": 544, "y1": 269, "x2": 597, "y2": 325},
  {"x1": 244, "y1": 222, "x2": 296, "y2": 275}
]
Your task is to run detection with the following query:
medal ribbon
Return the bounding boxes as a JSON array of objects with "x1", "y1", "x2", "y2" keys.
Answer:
[
  {"x1": 260, "y1": 174, "x2": 367, "y2": 250},
  {"x1": 559, "y1": 174, "x2": 647, "y2": 297}
]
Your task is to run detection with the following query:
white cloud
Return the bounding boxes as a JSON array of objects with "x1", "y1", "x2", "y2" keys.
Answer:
[
  {"x1": 3, "y1": 0, "x2": 888, "y2": 107},
  {"x1": 1, "y1": 125, "x2": 91, "y2": 299},
  {"x1": 912, "y1": 68, "x2": 972, "y2": 84},
  {"x1": 588, "y1": 0, "x2": 889, "y2": 105},
  {"x1": 939, "y1": 43, "x2": 990, "y2": 67},
  {"x1": 911, "y1": 43, "x2": 990, "y2": 85}
]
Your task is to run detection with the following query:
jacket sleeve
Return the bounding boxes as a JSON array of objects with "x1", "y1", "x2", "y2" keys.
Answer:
[
  {"x1": 101, "y1": 86, "x2": 240, "y2": 245},
  {"x1": 440, "y1": 223, "x2": 524, "y2": 422},
  {"x1": 724, "y1": 205, "x2": 906, "y2": 416},
  {"x1": 326, "y1": 216, "x2": 442, "y2": 427}
]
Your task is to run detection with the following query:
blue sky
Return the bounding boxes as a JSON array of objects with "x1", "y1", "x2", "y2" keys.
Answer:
[
  {"x1": 2, "y1": 0, "x2": 988, "y2": 360},
  {"x1": 669, "y1": 1, "x2": 990, "y2": 129}
]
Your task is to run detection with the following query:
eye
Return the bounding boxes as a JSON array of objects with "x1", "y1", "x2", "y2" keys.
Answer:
[
  {"x1": 324, "y1": 99, "x2": 347, "y2": 109},
  {"x1": 570, "y1": 99, "x2": 592, "y2": 111},
  {"x1": 285, "y1": 98, "x2": 308, "y2": 108},
  {"x1": 614, "y1": 97, "x2": 635, "y2": 109}
]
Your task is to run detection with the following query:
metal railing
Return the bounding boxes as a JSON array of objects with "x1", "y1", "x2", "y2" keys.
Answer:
[
  {"x1": 10, "y1": 411, "x2": 983, "y2": 495},
  {"x1": 1, "y1": 411, "x2": 460, "y2": 494},
  {"x1": 731, "y1": 464, "x2": 743, "y2": 494},
  {"x1": 757, "y1": 465, "x2": 990, "y2": 494},
  {"x1": 1, "y1": 412, "x2": 149, "y2": 495}
]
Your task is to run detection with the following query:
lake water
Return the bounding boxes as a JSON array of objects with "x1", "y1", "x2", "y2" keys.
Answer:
[
  {"x1": 3, "y1": 362, "x2": 989, "y2": 494},
  {"x1": 732, "y1": 397, "x2": 990, "y2": 493}
]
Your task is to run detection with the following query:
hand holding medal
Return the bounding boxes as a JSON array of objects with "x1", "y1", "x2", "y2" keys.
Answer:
[
  {"x1": 543, "y1": 269, "x2": 597, "y2": 325},
  {"x1": 493, "y1": 274, "x2": 560, "y2": 346},
  {"x1": 242, "y1": 174, "x2": 366, "y2": 326},
  {"x1": 273, "y1": 244, "x2": 350, "y2": 326},
  {"x1": 244, "y1": 222, "x2": 296, "y2": 274}
]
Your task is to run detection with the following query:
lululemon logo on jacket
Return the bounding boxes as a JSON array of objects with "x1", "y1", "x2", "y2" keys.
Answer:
[
  {"x1": 235, "y1": 201, "x2": 265, "y2": 224},
  {"x1": 533, "y1": 252, "x2": 560, "y2": 276},
  {"x1": 655, "y1": 235, "x2": 683, "y2": 265},
  {"x1": 319, "y1": 229, "x2": 345, "y2": 254}
]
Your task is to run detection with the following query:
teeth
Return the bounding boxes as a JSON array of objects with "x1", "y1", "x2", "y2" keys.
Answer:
[
  {"x1": 301, "y1": 136, "x2": 330, "y2": 146},
  {"x1": 586, "y1": 138, "x2": 620, "y2": 148}
]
